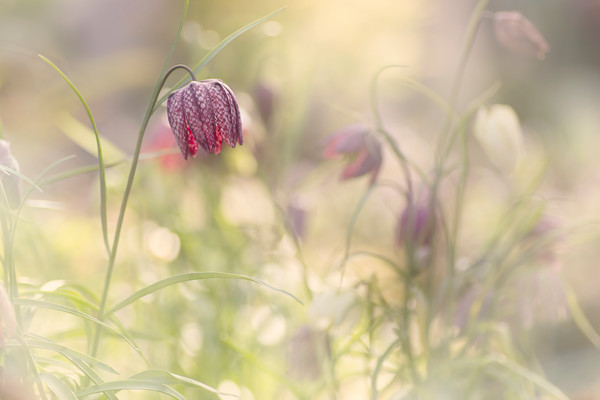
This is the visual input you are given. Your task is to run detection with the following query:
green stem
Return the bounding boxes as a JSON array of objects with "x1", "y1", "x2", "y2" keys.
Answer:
[
  {"x1": 435, "y1": 0, "x2": 489, "y2": 163},
  {"x1": 370, "y1": 65, "x2": 413, "y2": 197},
  {"x1": 90, "y1": 7, "x2": 191, "y2": 356}
]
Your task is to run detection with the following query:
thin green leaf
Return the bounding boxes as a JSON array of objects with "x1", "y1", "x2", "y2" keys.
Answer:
[
  {"x1": 565, "y1": 283, "x2": 600, "y2": 349},
  {"x1": 41, "y1": 373, "x2": 79, "y2": 400},
  {"x1": 0, "y1": 165, "x2": 42, "y2": 191},
  {"x1": 39, "y1": 54, "x2": 110, "y2": 254},
  {"x1": 39, "y1": 148, "x2": 179, "y2": 186},
  {"x1": 15, "y1": 298, "x2": 140, "y2": 352},
  {"x1": 65, "y1": 356, "x2": 119, "y2": 400},
  {"x1": 20, "y1": 336, "x2": 118, "y2": 374},
  {"x1": 371, "y1": 338, "x2": 401, "y2": 400},
  {"x1": 154, "y1": 6, "x2": 287, "y2": 111},
  {"x1": 130, "y1": 370, "x2": 232, "y2": 397},
  {"x1": 489, "y1": 355, "x2": 569, "y2": 400},
  {"x1": 106, "y1": 272, "x2": 302, "y2": 316},
  {"x1": 56, "y1": 112, "x2": 126, "y2": 163},
  {"x1": 338, "y1": 185, "x2": 375, "y2": 285},
  {"x1": 90, "y1": 0, "x2": 190, "y2": 359},
  {"x1": 77, "y1": 380, "x2": 186, "y2": 399}
]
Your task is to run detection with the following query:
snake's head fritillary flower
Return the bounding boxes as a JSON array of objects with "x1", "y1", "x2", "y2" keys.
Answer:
[
  {"x1": 493, "y1": 12, "x2": 550, "y2": 60},
  {"x1": 167, "y1": 79, "x2": 243, "y2": 159},
  {"x1": 322, "y1": 123, "x2": 382, "y2": 184}
]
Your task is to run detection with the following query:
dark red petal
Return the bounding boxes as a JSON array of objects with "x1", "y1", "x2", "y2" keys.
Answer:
[
  {"x1": 166, "y1": 88, "x2": 189, "y2": 159},
  {"x1": 341, "y1": 139, "x2": 382, "y2": 180},
  {"x1": 183, "y1": 82, "x2": 216, "y2": 153},
  {"x1": 212, "y1": 80, "x2": 243, "y2": 147},
  {"x1": 321, "y1": 124, "x2": 369, "y2": 158}
]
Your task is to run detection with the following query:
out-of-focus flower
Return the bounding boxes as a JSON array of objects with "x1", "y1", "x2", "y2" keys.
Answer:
[
  {"x1": 493, "y1": 11, "x2": 550, "y2": 60},
  {"x1": 167, "y1": 79, "x2": 243, "y2": 158},
  {"x1": 0, "y1": 140, "x2": 21, "y2": 209},
  {"x1": 145, "y1": 116, "x2": 188, "y2": 171},
  {"x1": 395, "y1": 200, "x2": 436, "y2": 249},
  {"x1": 286, "y1": 325, "x2": 329, "y2": 381},
  {"x1": 252, "y1": 82, "x2": 276, "y2": 127},
  {"x1": 287, "y1": 199, "x2": 307, "y2": 240},
  {"x1": 322, "y1": 123, "x2": 382, "y2": 184},
  {"x1": 473, "y1": 104, "x2": 524, "y2": 172},
  {"x1": 395, "y1": 196, "x2": 436, "y2": 272},
  {"x1": 524, "y1": 215, "x2": 563, "y2": 269}
]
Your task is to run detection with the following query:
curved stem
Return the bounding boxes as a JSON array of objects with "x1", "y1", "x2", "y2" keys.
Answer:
[
  {"x1": 370, "y1": 65, "x2": 413, "y2": 198},
  {"x1": 90, "y1": 20, "x2": 192, "y2": 358}
]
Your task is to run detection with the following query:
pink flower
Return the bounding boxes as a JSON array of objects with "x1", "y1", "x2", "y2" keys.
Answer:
[
  {"x1": 322, "y1": 124, "x2": 382, "y2": 184},
  {"x1": 493, "y1": 12, "x2": 550, "y2": 60},
  {"x1": 167, "y1": 79, "x2": 243, "y2": 158}
]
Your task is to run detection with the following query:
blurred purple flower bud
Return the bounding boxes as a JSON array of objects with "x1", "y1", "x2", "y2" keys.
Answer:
[
  {"x1": 493, "y1": 12, "x2": 550, "y2": 60},
  {"x1": 287, "y1": 200, "x2": 307, "y2": 240},
  {"x1": 167, "y1": 79, "x2": 243, "y2": 158},
  {"x1": 395, "y1": 201, "x2": 436, "y2": 249},
  {"x1": 286, "y1": 325, "x2": 329, "y2": 381},
  {"x1": 253, "y1": 82, "x2": 276, "y2": 127},
  {"x1": 0, "y1": 140, "x2": 21, "y2": 209},
  {"x1": 524, "y1": 215, "x2": 563, "y2": 269},
  {"x1": 322, "y1": 123, "x2": 382, "y2": 184}
]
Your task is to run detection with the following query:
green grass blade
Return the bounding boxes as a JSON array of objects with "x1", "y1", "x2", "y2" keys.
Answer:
[
  {"x1": 565, "y1": 283, "x2": 600, "y2": 349},
  {"x1": 15, "y1": 298, "x2": 140, "y2": 352},
  {"x1": 56, "y1": 112, "x2": 126, "y2": 163},
  {"x1": 20, "y1": 336, "x2": 118, "y2": 374},
  {"x1": 130, "y1": 370, "x2": 230, "y2": 397},
  {"x1": 38, "y1": 148, "x2": 177, "y2": 186},
  {"x1": 77, "y1": 380, "x2": 187, "y2": 399},
  {"x1": 106, "y1": 271, "x2": 302, "y2": 316},
  {"x1": 65, "y1": 356, "x2": 119, "y2": 400},
  {"x1": 153, "y1": 6, "x2": 287, "y2": 111},
  {"x1": 489, "y1": 355, "x2": 569, "y2": 400},
  {"x1": 371, "y1": 338, "x2": 401, "y2": 400},
  {"x1": 39, "y1": 55, "x2": 110, "y2": 255},
  {"x1": 40, "y1": 373, "x2": 78, "y2": 400}
]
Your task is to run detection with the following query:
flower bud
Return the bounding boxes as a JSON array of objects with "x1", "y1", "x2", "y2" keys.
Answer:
[
  {"x1": 493, "y1": 11, "x2": 550, "y2": 60},
  {"x1": 395, "y1": 201, "x2": 436, "y2": 249},
  {"x1": 286, "y1": 325, "x2": 329, "y2": 381},
  {"x1": 167, "y1": 79, "x2": 243, "y2": 158},
  {"x1": 473, "y1": 104, "x2": 524, "y2": 172}
]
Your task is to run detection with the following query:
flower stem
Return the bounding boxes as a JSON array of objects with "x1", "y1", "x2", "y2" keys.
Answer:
[{"x1": 90, "y1": 65, "x2": 195, "y2": 357}]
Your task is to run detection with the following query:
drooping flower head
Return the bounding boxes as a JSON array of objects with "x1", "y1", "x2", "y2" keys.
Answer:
[
  {"x1": 322, "y1": 123, "x2": 382, "y2": 184},
  {"x1": 167, "y1": 79, "x2": 243, "y2": 158},
  {"x1": 493, "y1": 11, "x2": 550, "y2": 60}
]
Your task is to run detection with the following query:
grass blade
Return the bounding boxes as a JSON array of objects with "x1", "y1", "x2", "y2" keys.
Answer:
[
  {"x1": 130, "y1": 370, "x2": 232, "y2": 397},
  {"x1": 77, "y1": 380, "x2": 187, "y2": 399},
  {"x1": 106, "y1": 271, "x2": 302, "y2": 316},
  {"x1": 565, "y1": 283, "x2": 600, "y2": 349},
  {"x1": 153, "y1": 6, "x2": 287, "y2": 111},
  {"x1": 489, "y1": 355, "x2": 569, "y2": 400},
  {"x1": 39, "y1": 54, "x2": 110, "y2": 255},
  {"x1": 40, "y1": 373, "x2": 78, "y2": 400},
  {"x1": 56, "y1": 112, "x2": 126, "y2": 163},
  {"x1": 19, "y1": 336, "x2": 118, "y2": 374},
  {"x1": 15, "y1": 298, "x2": 140, "y2": 352}
]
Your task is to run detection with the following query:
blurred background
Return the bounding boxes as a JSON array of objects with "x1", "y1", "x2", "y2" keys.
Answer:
[{"x1": 2, "y1": 0, "x2": 600, "y2": 398}]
